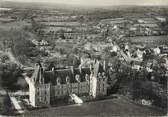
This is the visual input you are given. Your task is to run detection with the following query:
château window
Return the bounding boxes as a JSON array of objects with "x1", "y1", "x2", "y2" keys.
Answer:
[
  {"x1": 85, "y1": 74, "x2": 89, "y2": 82},
  {"x1": 37, "y1": 88, "x2": 40, "y2": 92},
  {"x1": 99, "y1": 83, "x2": 101, "y2": 92},
  {"x1": 37, "y1": 98, "x2": 39, "y2": 102},
  {"x1": 66, "y1": 76, "x2": 70, "y2": 84},
  {"x1": 57, "y1": 77, "x2": 61, "y2": 85},
  {"x1": 102, "y1": 72, "x2": 105, "y2": 77},
  {"x1": 37, "y1": 91, "x2": 39, "y2": 96},
  {"x1": 75, "y1": 74, "x2": 81, "y2": 83},
  {"x1": 98, "y1": 72, "x2": 102, "y2": 78},
  {"x1": 39, "y1": 97, "x2": 41, "y2": 102}
]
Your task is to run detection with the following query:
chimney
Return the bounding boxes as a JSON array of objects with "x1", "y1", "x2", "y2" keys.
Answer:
[
  {"x1": 90, "y1": 63, "x2": 93, "y2": 71},
  {"x1": 79, "y1": 66, "x2": 82, "y2": 73},
  {"x1": 93, "y1": 60, "x2": 100, "y2": 77},
  {"x1": 70, "y1": 66, "x2": 74, "y2": 74},
  {"x1": 103, "y1": 60, "x2": 106, "y2": 71},
  {"x1": 39, "y1": 66, "x2": 44, "y2": 84},
  {"x1": 52, "y1": 67, "x2": 54, "y2": 72}
]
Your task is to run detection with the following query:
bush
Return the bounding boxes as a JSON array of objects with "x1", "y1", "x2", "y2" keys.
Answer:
[
  {"x1": 1, "y1": 94, "x2": 12, "y2": 115},
  {"x1": 0, "y1": 63, "x2": 23, "y2": 90}
]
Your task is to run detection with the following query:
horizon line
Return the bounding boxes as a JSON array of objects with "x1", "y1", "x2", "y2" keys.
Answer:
[{"x1": 2, "y1": 0, "x2": 168, "y2": 7}]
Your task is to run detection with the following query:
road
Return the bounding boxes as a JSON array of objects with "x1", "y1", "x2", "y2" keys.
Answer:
[
  {"x1": 24, "y1": 96, "x2": 165, "y2": 116},
  {"x1": 7, "y1": 50, "x2": 23, "y2": 68},
  {"x1": 5, "y1": 50, "x2": 34, "y2": 86},
  {"x1": 9, "y1": 96, "x2": 24, "y2": 114},
  {"x1": 5, "y1": 49, "x2": 34, "y2": 70}
]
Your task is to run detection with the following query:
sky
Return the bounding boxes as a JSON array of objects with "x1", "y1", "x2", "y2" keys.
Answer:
[{"x1": 2, "y1": 0, "x2": 168, "y2": 6}]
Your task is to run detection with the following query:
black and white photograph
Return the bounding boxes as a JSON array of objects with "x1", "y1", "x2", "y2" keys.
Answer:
[{"x1": 0, "y1": 0, "x2": 167, "y2": 116}]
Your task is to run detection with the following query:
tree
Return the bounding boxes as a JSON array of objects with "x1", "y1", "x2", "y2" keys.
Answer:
[
  {"x1": 159, "y1": 9, "x2": 168, "y2": 34},
  {"x1": 0, "y1": 63, "x2": 22, "y2": 90},
  {"x1": 73, "y1": 57, "x2": 81, "y2": 68},
  {"x1": 1, "y1": 93, "x2": 12, "y2": 115}
]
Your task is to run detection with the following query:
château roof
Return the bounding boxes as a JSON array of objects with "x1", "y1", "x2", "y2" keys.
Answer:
[
  {"x1": 43, "y1": 67, "x2": 92, "y2": 85},
  {"x1": 31, "y1": 61, "x2": 104, "y2": 85},
  {"x1": 31, "y1": 65, "x2": 43, "y2": 84}
]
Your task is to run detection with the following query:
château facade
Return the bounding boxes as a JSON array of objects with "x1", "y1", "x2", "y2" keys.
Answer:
[{"x1": 28, "y1": 61, "x2": 108, "y2": 107}]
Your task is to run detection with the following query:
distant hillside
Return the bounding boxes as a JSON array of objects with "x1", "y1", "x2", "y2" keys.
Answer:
[{"x1": 1, "y1": 1, "x2": 168, "y2": 15}]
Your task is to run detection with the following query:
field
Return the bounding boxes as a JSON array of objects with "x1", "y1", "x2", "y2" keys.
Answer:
[
  {"x1": 126, "y1": 35, "x2": 168, "y2": 45},
  {"x1": 42, "y1": 27, "x2": 72, "y2": 32},
  {"x1": 0, "y1": 21, "x2": 31, "y2": 31},
  {"x1": 40, "y1": 21, "x2": 80, "y2": 26},
  {"x1": 101, "y1": 18, "x2": 128, "y2": 24},
  {"x1": 24, "y1": 96, "x2": 166, "y2": 116},
  {"x1": 0, "y1": 17, "x2": 15, "y2": 22}
]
